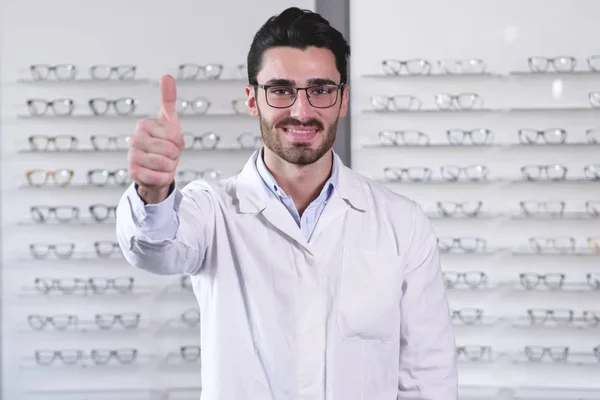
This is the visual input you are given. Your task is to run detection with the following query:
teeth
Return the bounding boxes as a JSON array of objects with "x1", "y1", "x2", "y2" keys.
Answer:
[{"x1": 286, "y1": 128, "x2": 316, "y2": 133}]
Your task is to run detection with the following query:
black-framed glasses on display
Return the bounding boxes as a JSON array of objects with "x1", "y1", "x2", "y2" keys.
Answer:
[
  {"x1": 583, "y1": 311, "x2": 600, "y2": 327},
  {"x1": 181, "y1": 308, "x2": 200, "y2": 327},
  {"x1": 521, "y1": 164, "x2": 568, "y2": 181},
  {"x1": 87, "y1": 276, "x2": 134, "y2": 294},
  {"x1": 519, "y1": 273, "x2": 566, "y2": 290},
  {"x1": 436, "y1": 201, "x2": 482, "y2": 218},
  {"x1": 378, "y1": 130, "x2": 430, "y2": 146},
  {"x1": 177, "y1": 168, "x2": 222, "y2": 183},
  {"x1": 30, "y1": 205, "x2": 79, "y2": 223},
  {"x1": 236, "y1": 132, "x2": 263, "y2": 149},
  {"x1": 446, "y1": 129, "x2": 493, "y2": 145},
  {"x1": 437, "y1": 237, "x2": 487, "y2": 253},
  {"x1": 94, "y1": 313, "x2": 140, "y2": 330},
  {"x1": 255, "y1": 82, "x2": 344, "y2": 109},
  {"x1": 26, "y1": 98, "x2": 75, "y2": 117},
  {"x1": 28, "y1": 314, "x2": 78, "y2": 331},
  {"x1": 90, "y1": 135, "x2": 130, "y2": 151},
  {"x1": 87, "y1": 169, "x2": 129, "y2": 186},
  {"x1": 529, "y1": 236, "x2": 576, "y2": 254},
  {"x1": 177, "y1": 63, "x2": 223, "y2": 80},
  {"x1": 526, "y1": 309, "x2": 574, "y2": 324},
  {"x1": 518, "y1": 128, "x2": 567, "y2": 145},
  {"x1": 28, "y1": 135, "x2": 78, "y2": 151},
  {"x1": 89, "y1": 204, "x2": 117, "y2": 222},
  {"x1": 519, "y1": 201, "x2": 565, "y2": 217},
  {"x1": 34, "y1": 277, "x2": 85, "y2": 294},
  {"x1": 434, "y1": 92, "x2": 483, "y2": 110},
  {"x1": 383, "y1": 166, "x2": 431, "y2": 182},
  {"x1": 455, "y1": 345, "x2": 491, "y2": 361},
  {"x1": 584, "y1": 164, "x2": 600, "y2": 180},
  {"x1": 443, "y1": 271, "x2": 487, "y2": 289},
  {"x1": 90, "y1": 348, "x2": 137, "y2": 365},
  {"x1": 381, "y1": 59, "x2": 431, "y2": 76},
  {"x1": 528, "y1": 56, "x2": 576, "y2": 73},
  {"x1": 35, "y1": 349, "x2": 83, "y2": 366},
  {"x1": 182, "y1": 132, "x2": 220, "y2": 150},
  {"x1": 437, "y1": 59, "x2": 486, "y2": 75},
  {"x1": 89, "y1": 65, "x2": 137, "y2": 80},
  {"x1": 589, "y1": 92, "x2": 600, "y2": 108},
  {"x1": 440, "y1": 165, "x2": 489, "y2": 182},
  {"x1": 94, "y1": 240, "x2": 121, "y2": 257},
  {"x1": 176, "y1": 97, "x2": 211, "y2": 115},
  {"x1": 30, "y1": 243, "x2": 75, "y2": 259},
  {"x1": 370, "y1": 94, "x2": 421, "y2": 111},
  {"x1": 588, "y1": 56, "x2": 600, "y2": 72},
  {"x1": 451, "y1": 308, "x2": 483, "y2": 325},
  {"x1": 26, "y1": 169, "x2": 74, "y2": 187},
  {"x1": 88, "y1": 97, "x2": 137, "y2": 116},
  {"x1": 180, "y1": 345, "x2": 201, "y2": 362},
  {"x1": 587, "y1": 129, "x2": 599, "y2": 144},
  {"x1": 524, "y1": 346, "x2": 569, "y2": 362},
  {"x1": 30, "y1": 64, "x2": 77, "y2": 80}
]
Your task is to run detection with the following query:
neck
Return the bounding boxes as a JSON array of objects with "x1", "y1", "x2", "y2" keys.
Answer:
[{"x1": 263, "y1": 147, "x2": 333, "y2": 214}]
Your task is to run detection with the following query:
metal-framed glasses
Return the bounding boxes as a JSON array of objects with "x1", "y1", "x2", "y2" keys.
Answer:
[{"x1": 255, "y1": 83, "x2": 344, "y2": 109}]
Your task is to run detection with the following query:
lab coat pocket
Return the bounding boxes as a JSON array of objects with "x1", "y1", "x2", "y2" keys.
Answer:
[{"x1": 337, "y1": 248, "x2": 404, "y2": 344}]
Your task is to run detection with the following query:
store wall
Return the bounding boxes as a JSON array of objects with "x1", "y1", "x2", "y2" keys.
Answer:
[
  {"x1": 350, "y1": 0, "x2": 600, "y2": 396},
  {"x1": 0, "y1": 1, "x2": 314, "y2": 399}
]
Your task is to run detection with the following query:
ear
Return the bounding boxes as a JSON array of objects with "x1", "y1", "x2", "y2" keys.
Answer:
[
  {"x1": 245, "y1": 85, "x2": 259, "y2": 117},
  {"x1": 338, "y1": 84, "x2": 350, "y2": 118}
]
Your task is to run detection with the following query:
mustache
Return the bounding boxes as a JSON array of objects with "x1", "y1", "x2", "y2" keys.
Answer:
[{"x1": 275, "y1": 118, "x2": 324, "y2": 131}]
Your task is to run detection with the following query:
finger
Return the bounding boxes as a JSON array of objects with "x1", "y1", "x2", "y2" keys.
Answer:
[
  {"x1": 129, "y1": 135, "x2": 180, "y2": 160},
  {"x1": 129, "y1": 148, "x2": 178, "y2": 172},
  {"x1": 129, "y1": 164, "x2": 173, "y2": 188},
  {"x1": 158, "y1": 74, "x2": 178, "y2": 122}
]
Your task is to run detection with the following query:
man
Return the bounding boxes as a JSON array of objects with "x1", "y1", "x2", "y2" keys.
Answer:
[{"x1": 116, "y1": 7, "x2": 457, "y2": 400}]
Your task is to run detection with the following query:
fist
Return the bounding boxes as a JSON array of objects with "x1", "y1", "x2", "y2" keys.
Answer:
[{"x1": 128, "y1": 75, "x2": 185, "y2": 195}]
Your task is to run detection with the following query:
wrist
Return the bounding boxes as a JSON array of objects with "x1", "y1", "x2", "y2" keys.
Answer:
[{"x1": 135, "y1": 181, "x2": 174, "y2": 205}]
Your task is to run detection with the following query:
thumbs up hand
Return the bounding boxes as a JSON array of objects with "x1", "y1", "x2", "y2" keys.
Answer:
[{"x1": 128, "y1": 75, "x2": 186, "y2": 204}]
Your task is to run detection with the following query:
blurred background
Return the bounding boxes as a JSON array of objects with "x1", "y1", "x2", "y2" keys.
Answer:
[{"x1": 1, "y1": 0, "x2": 599, "y2": 399}]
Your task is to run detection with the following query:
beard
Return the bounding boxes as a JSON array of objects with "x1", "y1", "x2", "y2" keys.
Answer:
[{"x1": 258, "y1": 111, "x2": 338, "y2": 166}]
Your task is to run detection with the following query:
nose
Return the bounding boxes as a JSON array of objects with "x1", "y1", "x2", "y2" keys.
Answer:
[{"x1": 290, "y1": 89, "x2": 313, "y2": 120}]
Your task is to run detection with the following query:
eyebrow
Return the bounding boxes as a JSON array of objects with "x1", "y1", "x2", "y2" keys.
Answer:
[{"x1": 263, "y1": 78, "x2": 339, "y2": 86}]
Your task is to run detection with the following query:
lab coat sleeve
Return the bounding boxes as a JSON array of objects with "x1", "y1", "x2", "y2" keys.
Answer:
[
  {"x1": 397, "y1": 202, "x2": 458, "y2": 400},
  {"x1": 115, "y1": 181, "x2": 216, "y2": 275}
]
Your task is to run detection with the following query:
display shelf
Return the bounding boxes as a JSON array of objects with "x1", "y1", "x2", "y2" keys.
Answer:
[
  {"x1": 362, "y1": 72, "x2": 503, "y2": 79},
  {"x1": 18, "y1": 218, "x2": 116, "y2": 226},
  {"x1": 17, "y1": 114, "x2": 149, "y2": 120},
  {"x1": 510, "y1": 212, "x2": 599, "y2": 220},
  {"x1": 20, "y1": 353, "x2": 156, "y2": 370},
  {"x1": 17, "y1": 147, "x2": 256, "y2": 154},
  {"x1": 509, "y1": 70, "x2": 600, "y2": 77},
  {"x1": 16, "y1": 78, "x2": 152, "y2": 86},
  {"x1": 20, "y1": 388, "x2": 158, "y2": 400},
  {"x1": 164, "y1": 387, "x2": 202, "y2": 400}
]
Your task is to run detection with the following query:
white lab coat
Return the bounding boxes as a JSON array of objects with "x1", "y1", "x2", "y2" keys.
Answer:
[{"x1": 116, "y1": 150, "x2": 457, "y2": 400}]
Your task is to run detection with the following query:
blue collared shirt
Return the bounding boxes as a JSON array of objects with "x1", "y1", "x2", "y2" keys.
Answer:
[{"x1": 255, "y1": 148, "x2": 337, "y2": 241}]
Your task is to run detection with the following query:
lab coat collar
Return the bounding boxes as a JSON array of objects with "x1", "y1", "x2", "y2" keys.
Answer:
[{"x1": 235, "y1": 149, "x2": 367, "y2": 214}]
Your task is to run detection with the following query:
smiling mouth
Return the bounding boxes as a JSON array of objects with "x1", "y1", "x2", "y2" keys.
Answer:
[{"x1": 281, "y1": 126, "x2": 320, "y2": 142}]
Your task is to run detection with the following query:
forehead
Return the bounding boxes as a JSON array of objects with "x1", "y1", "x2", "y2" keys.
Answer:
[{"x1": 257, "y1": 46, "x2": 340, "y2": 84}]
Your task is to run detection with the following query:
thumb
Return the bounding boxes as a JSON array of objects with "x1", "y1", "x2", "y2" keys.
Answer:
[{"x1": 158, "y1": 74, "x2": 178, "y2": 122}]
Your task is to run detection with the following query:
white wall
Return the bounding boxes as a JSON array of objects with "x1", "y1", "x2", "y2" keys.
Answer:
[
  {"x1": 350, "y1": 0, "x2": 600, "y2": 396},
  {"x1": 0, "y1": 1, "x2": 314, "y2": 399}
]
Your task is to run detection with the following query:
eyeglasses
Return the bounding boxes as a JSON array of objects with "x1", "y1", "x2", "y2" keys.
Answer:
[
  {"x1": 177, "y1": 169, "x2": 222, "y2": 183},
  {"x1": 378, "y1": 130, "x2": 430, "y2": 146},
  {"x1": 455, "y1": 345, "x2": 492, "y2": 362},
  {"x1": 443, "y1": 271, "x2": 487, "y2": 289},
  {"x1": 519, "y1": 201, "x2": 566, "y2": 217},
  {"x1": 528, "y1": 56, "x2": 576, "y2": 73},
  {"x1": 437, "y1": 237, "x2": 487, "y2": 253},
  {"x1": 586, "y1": 200, "x2": 600, "y2": 216},
  {"x1": 87, "y1": 277, "x2": 134, "y2": 294},
  {"x1": 181, "y1": 308, "x2": 200, "y2": 327},
  {"x1": 381, "y1": 59, "x2": 431, "y2": 76},
  {"x1": 94, "y1": 241, "x2": 121, "y2": 258},
  {"x1": 437, "y1": 59, "x2": 486, "y2": 75},
  {"x1": 588, "y1": 236, "x2": 600, "y2": 254},
  {"x1": 383, "y1": 166, "x2": 432, "y2": 182},
  {"x1": 589, "y1": 92, "x2": 600, "y2": 108},
  {"x1": 182, "y1": 132, "x2": 220, "y2": 150},
  {"x1": 26, "y1": 98, "x2": 74, "y2": 117},
  {"x1": 176, "y1": 97, "x2": 211, "y2": 115},
  {"x1": 90, "y1": 348, "x2": 137, "y2": 365},
  {"x1": 89, "y1": 204, "x2": 117, "y2": 222},
  {"x1": 524, "y1": 346, "x2": 569, "y2": 362},
  {"x1": 88, "y1": 97, "x2": 137, "y2": 116},
  {"x1": 587, "y1": 273, "x2": 600, "y2": 290},
  {"x1": 31, "y1": 206, "x2": 79, "y2": 223},
  {"x1": 520, "y1": 273, "x2": 566, "y2": 290},
  {"x1": 521, "y1": 164, "x2": 568, "y2": 181},
  {"x1": 236, "y1": 132, "x2": 263, "y2": 149},
  {"x1": 450, "y1": 308, "x2": 483, "y2": 325},
  {"x1": 34, "y1": 277, "x2": 85, "y2": 294},
  {"x1": 177, "y1": 63, "x2": 223, "y2": 80},
  {"x1": 583, "y1": 311, "x2": 599, "y2": 327},
  {"x1": 90, "y1": 135, "x2": 131, "y2": 151},
  {"x1": 28, "y1": 314, "x2": 78, "y2": 331},
  {"x1": 440, "y1": 165, "x2": 489, "y2": 181},
  {"x1": 529, "y1": 236, "x2": 576, "y2": 254},
  {"x1": 527, "y1": 309, "x2": 574, "y2": 324},
  {"x1": 26, "y1": 169, "x2": 74, "y2": 187},
  {"x1": 89, "y1": 65, "x2": 137, "y2": 80},
  {"x1": 35, "y1": 349, "x2": 83, "y2": 366},
  {"x1": 94, "y1": 313, "x2": 140, "y2": 330},
  {"x1": 180, "y1": 345, "x2": 201, "y2": 362},
  {"x1": 434, "y1": 93, "x2": 483, "y2": 110},
  {"x1": 588, "y1": 56, "x2": 600, "y2": 72},
  {"x1": 587, "y1": 129, "x2": 599, "y2": 144},
  {"x1": 231, "y1": 98, "x2": 249, "y2": 115},
  {"x1": 436, "y1": 201, "x2": 483, "y2": 217},
  {"x1": 446, "y1": 129, "x2": 493, "y2": 145},
  {"x1": 518, "y1": 128, "x2": 567, "y2": 145},
  {"x1": 28, "y1": 135, "x2": 78, "y2": 151},
  {"x1": 30, "y1": 64, "x2": 77, "y2": 80},
  {"x1": 30, "y1": 243, "x2": 75, "y2": 259},
  {"x1": 584, "y1": 164, "x2": 600, "y2": 180},
  {"x1": 255, "y1": 83, "x2": 343, "y2": 109},
  {"x1": 371, "y1": 95, "x2": 421, "y2": 111},
  {"x1": 87, "y1": 169, "x2": 129, "y2": 186}
]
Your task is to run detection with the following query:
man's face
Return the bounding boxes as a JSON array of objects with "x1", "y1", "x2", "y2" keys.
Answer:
[{"x1": 245, "y1": 46, "x2": 349, "y2": 165}]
